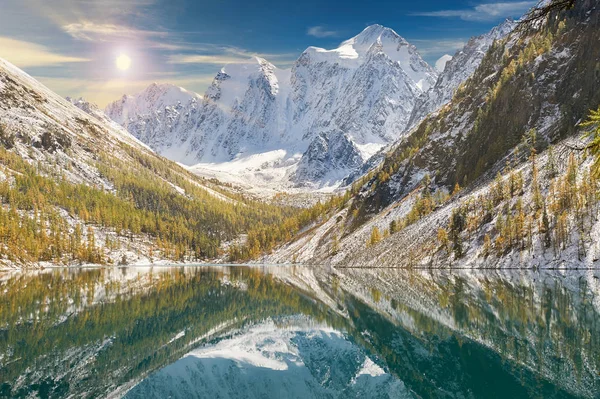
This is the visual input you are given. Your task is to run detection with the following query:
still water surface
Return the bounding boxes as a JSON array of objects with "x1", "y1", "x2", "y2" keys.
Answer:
[{"x1": 0, "y1": 265, "x2": 599, "y2": 398}]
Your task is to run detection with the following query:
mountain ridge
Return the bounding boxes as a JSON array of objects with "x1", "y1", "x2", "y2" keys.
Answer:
[
  {"x1": 104, "y1": 24, "x2": 440, "y2": 189},
  {"x1": 260, "y1": 0, "x2": 600, "y2": 273},
  {"x1": 105, "y1": 22, "x2": 514, "y2": 191}
]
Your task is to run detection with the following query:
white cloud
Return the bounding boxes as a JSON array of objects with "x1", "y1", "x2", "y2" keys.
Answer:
[
  {"x1": 0, "y1": 37, "x2": 89, "y2": 67},
  {"x1": 411, "y1": 1, "x2": 534, "y2": 22},
  {"x1": 9, "y1": 0, "x2": 161, "y2": 27},
  {"x1": 167, "y1": 54, "x2": 257, "y2": 65},
  {"x1": 148, "y1": 42, "x2": 199, "y2": 51},
  {"x1": 307, "y1": 26, "x2": 340, "y2": 38}
]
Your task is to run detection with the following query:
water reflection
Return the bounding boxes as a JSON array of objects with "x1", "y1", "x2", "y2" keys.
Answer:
[
  {"x1": 126, "y1": 319, "x2": 411, "y2": 399},
  {"x1": 331, "y1": 268, "x2": 600, "y2": 398},
  {"x1": 0, "y1": 266, "x2": 598, "y2": 398}
]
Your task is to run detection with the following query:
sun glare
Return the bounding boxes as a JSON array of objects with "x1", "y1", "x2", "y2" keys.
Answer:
[{"x1": 116, "y1": 54, "x2": 131, "y2": 71}]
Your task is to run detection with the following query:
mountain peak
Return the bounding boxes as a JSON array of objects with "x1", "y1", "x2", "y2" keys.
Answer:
[
  {"x1": 339, "y1": 24, "x2": 409, "y2": 56},
  {"x1": 489, "y1": 17, "x2": 516, "y2": 38},
  {"x1": 300, "y1": 24, "x2": 435, "y2": 94},
  {"x1": 142, "y1": 82, "x2": 199, "y2": 101},
  {"x1": 143, "y1": 82, "x2": 183, "y2": 95},
  {"x1": 351, "y1": 24, "x2": 406, "y2": 45},
  {"x1": 435, "y1": 55, "x2": 453, "y2": 72}
]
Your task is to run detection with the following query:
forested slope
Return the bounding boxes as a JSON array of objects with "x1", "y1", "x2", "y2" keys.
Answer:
[
  {"x1": 0, "y1": 58, "x2": 307, "y2": 267},
  {"x1": 263, "y1": 0, "x2": 600, "y2": 269}
]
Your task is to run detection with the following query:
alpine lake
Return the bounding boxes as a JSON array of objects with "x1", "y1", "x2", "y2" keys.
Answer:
[{"x1": 1, "y1": 264, "x2": 599, "y2": 398}]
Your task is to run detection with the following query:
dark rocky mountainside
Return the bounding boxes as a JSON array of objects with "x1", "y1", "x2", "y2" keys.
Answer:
[{"x1": 356, "y1": 0, "x2": 600, "y2": 216}]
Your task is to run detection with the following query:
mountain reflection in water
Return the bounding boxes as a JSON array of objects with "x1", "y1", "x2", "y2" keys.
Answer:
[{"x1": 0, "y1": 265, "x2": 598, "y2": 398}]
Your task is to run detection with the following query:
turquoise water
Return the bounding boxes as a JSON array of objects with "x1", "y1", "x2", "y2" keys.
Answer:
[{"x1": 0, "y1": 265, "x2": 598, "y2": 398}]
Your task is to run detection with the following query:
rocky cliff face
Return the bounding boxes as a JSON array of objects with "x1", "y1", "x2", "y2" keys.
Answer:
[
  {"x1": 294, "y1": 131, "x2": 364, "y2": 186},
  {"x1": 104, "y1": 83, "x2": 203, "y2": 161},
  {"x1": 407, "y1": 19, "x2": 516, "y2": 130}
]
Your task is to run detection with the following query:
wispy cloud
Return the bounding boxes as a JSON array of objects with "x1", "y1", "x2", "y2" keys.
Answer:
[
  {"x1": 148, "y1": 42, "x2": 199, "y2": 51},
  {"x1": 306, "y1": 26, "x2": 340, "y2": 38},
  {"x1": 0, "y1": 36, "x2": 90, "y2": 67},
  {"x1": 409, "y1": 38, "x2": 467, "y2": 57},
  {"x1": 411, "y1": 1, "x2": 534, "y2": 22},
  {"x1": 168, "y1": 54, "x2": 256, "y2": 65},
  {"x1": 167, "y1": 46, "x2": 298, "y2": 68},
  {"x1": 9, "y1": 0, "x2": 162, "y2": 28},
  {"x1": 63, "y1": 21, "x2": 166, "y2": 42}
]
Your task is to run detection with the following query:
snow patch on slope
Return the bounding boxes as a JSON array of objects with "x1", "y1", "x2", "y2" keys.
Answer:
[{"x1": 435, "y1": 55, "x2": 453, "y2": 72}]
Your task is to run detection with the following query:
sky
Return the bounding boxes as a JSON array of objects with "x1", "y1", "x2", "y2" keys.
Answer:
[{"x1": 0, "y1": 0, "x2": 535, "y2": 107}]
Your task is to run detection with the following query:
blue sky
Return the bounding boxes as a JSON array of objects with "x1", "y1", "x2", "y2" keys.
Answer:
[{"x1": 0, "y1": 0, "x2": 534, "y2": 106}]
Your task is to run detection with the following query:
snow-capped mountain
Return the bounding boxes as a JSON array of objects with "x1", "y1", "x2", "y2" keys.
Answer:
[
  {"x1": 105, "y1": 21, "x2": 516, "y2": 191},
  {"x1": 125, "y1": 321, "x2": 410, "y2": 399},
  {"x1": 106, "y1": 25, "x2": 438, "y2": 189},
  {"x1": 104, "y1": 83, "x2": 202, "y2": 156},
  {"x1": 407, "y1": 19, "x2": 516, "y2": 129},
  {"x1": 0, "y1": 56, "x2": 274, "y2": 267}
]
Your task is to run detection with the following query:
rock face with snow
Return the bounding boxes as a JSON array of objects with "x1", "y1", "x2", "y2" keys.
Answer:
[
  {"x1": 106, "y1": 25, "x2": 438, "y2": 188},
  {"x1": 104, "y1": 83, "x2": 202, "y2": 159},
  {"x1": 407, "y1": 19, "x2": 516, "y2": 130},
  {"x1": 294, "y1": 131, "x2": 364, "y2": 185},
  {"x1": 290, "y1": 25, "x2": 437, "y2": 148}
]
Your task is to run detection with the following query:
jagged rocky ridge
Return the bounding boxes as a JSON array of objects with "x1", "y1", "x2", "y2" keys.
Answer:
[
  {"x1": 407, "y1": 18, "x2": 516, "y2": 129},
  {"x1": 105, "y1": 23, "x2": 512, "y2": 189},
  {"x1": 294, "y1": 131, "x2": 364, "y2": 186}
]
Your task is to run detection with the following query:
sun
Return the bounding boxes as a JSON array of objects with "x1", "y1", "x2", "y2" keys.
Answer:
[{"x1": 116, "y1": 54, "x2": 132, "y2": 71}]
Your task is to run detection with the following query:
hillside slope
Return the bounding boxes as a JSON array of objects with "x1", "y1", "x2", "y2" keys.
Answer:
[
  {"x1": 0, "y1": 58, "x2": 297, "y2": 268},
  {"x1": 263, "y1": 0, "x2": 600, "y2": 270}
]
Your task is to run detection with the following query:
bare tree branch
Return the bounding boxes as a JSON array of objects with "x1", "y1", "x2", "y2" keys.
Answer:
[{"x1": 518, "y1": 0, "x2": 576, "y2": 30}]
